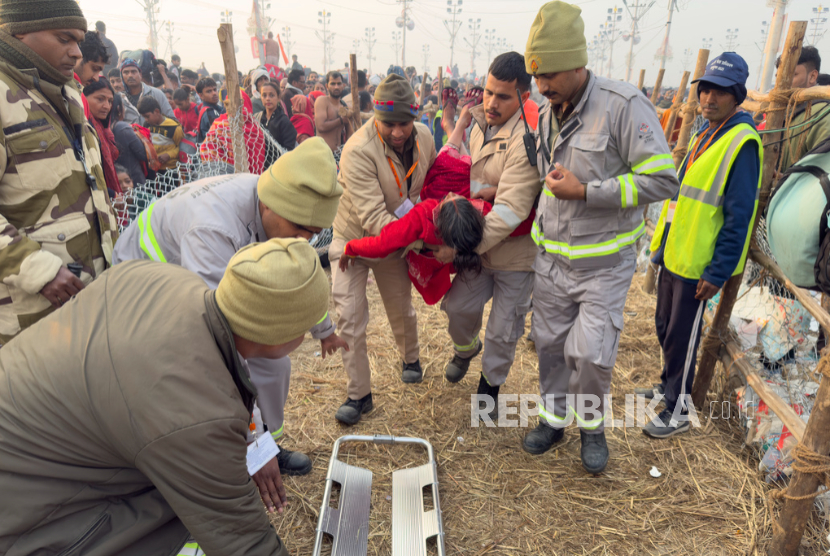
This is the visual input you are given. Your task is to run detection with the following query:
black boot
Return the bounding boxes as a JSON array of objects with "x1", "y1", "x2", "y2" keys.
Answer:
[
  {"x1": 276, "y1": 446, "x2": 313, "y2": 476},
  {"x1": 580, "y1": 430, "x2": 609, "y2": 474},
  {"x1": 476, "y1": 373, "x2": 500, "y2": 423},
  {"x1": 334, "y1": 393, "x2": 373, "y2": 425},
  {"x1": 522, "y1": 423, "x2": 565, "y2": 454},
  {"x1": 402, "y1": 360, "x2": 423, "y2": 383}
]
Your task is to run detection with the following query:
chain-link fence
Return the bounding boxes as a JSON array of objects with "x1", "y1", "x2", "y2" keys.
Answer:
[{"x1": 112, "y1": 110, "x2": 335, "y2": 258}]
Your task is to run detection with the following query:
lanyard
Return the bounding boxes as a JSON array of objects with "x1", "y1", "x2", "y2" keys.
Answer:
[
  {"x1": 375, "y1": 122, "x2": 421, "y2": 198},
  {"x1": 685, "y1": 109, "x2": 736, "y2": 175}
]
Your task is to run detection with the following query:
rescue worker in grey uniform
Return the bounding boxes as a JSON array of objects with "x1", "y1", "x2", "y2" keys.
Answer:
[
  {"x1": 438, "y1": 52, "x2": 541, "y2": 417},
  {"x1": 113, "y1": 137, "x2": 347, "y2": 476},
  {"x1": 521, "y1": 1, "x2": 679, "y2": 473}
]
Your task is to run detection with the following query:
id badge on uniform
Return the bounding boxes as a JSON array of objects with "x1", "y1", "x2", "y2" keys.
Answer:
[
  {"x1": 246, "y1": 431, "x2": 280, "y2": 475},
  {"x1": 395, "y1": 198, "x2": 415, "y2": 218}
]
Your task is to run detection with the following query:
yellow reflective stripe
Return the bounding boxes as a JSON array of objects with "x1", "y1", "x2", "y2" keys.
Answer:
[
  {"x1": 620, "y1": 173, "x2": 637, "y2": 208},
  {"x1": 316, "y1": 311, "x2": 328, "y2": 326},
  {"x1": 454, "y1": 336, "x2": 480, "y2": 352},
  {"x1": 137, "y1": 203, "x2": 167, "y2": 263},
  {"x1": 543, "y1": 187, "x2": 555, "y2": 197},
  {"x1": 538, "y1": 404, "x2": 568, "y2": 425},
  {"x1": 618, "y1": 175, "x2": 626, "y2": 208},
  {"x1": 629, "y1": 174, "x2": 638, "y2": 207},
  {"x1": 535, "y1": 221, "x2": 645, "y2": 260},
  {"x1": 632, "y1": 153, "x2": 673, "y2": 174},
  {"x1": 270, "y1": 423, "x2": 284, "y2": 440},
  {"x1": 571, "y1": 409, "x2": 604, "y2": 430},
  {"x1": 178, "y1": 542, "x2": 205, "y2": 556},
  {"x1": 531, "y1": 220, "x2": 543, "y2": 245}
]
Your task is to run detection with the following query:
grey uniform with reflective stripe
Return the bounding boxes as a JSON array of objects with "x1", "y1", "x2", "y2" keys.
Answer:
[
  {"x1": 531, "y1": 73, "x2": 679, "y2": 433},
  {"x1": 113, "y1": 174, "x2": 335, "y2": 438}
]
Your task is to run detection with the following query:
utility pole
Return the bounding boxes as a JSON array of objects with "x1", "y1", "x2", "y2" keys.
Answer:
[
  {"x1": 623, "y1": 0, "x2": 655, "y2": 83},
  {"x1": 281, "y1": 27, "x2": 295, "y2": 61},
  {"x1": 484, "y1": 28, "x2": 496, "y2": 70},
  {"x1": 760, "y1": 0, "x2": 789, "y2": 93},
  {"x1": 364, "y1": 27, "x2": 376, "y2": 73},
  {"x1": 701, "y1": 37, "x2": 713, "y2": 50},
  {"x1": 136, "y1": 0, "x2": 160, "y2": 55},
  {"x1": 605, "y1": 7, "x2": 623, "y2": 78},
  {"x1": 722, "y1": 28, "x2": 740, "y2": 50},
  {"x1": 396, "y1": 0, "x2": 413, "y2": 68},
  {"x1": 251, "y1": 1, "x2": 270, "y2": 66},
  {"x1": 422, "y1": 44, "x2": 430, "y2": 73},
  {"x1": 315, "y1": 10, "x2": 334, "y2": 73},
  {"x1": 444, "y1": 0, "x2": 463, "y2": 73},
  {"x1": 464, "y1": 18, "x2": 482, "y2": 75},
  {"x1": 163, "y1": 21, "x2": 178, "y2": 61},
  {"x1": 219, "y1": 10, "x2": 239, "y2": 56},
  {"x1": 810, "y1": 5, "x2": 829, "y2": 45},
  {"x1": 755, "y1": 21, "x2": 770, "y2": 89},
  {"x1": 682, "y1": 47, "x2": 693, "y2": 69},
  {"x1": 392, "y1": 30, "x2": 402, "y2": 66},
  {"x1": 657, "y1": 0, "x2": 677, "y2": 71}
]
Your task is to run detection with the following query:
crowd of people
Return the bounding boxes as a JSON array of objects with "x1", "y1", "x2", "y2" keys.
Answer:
[{"x1": 0, "y1": 0, "x2": 828, "y2": 554}]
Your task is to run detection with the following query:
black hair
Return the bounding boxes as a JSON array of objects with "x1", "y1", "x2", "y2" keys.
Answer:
[
  {"x1": 162, "y1": 88, "x2": 173, "y2": 96},
  {"x1": 95, "y1": 21, "x2": 106, "y2": 32},
  {"x1": 359, "y1": 90, "x2": 372, "y2": 111},
  {"x1": 326, "y1": 71, "x2": 343, "y2": 84},
  {"x1": 488, "y1": 52, "x2": 531, "y2": 93},
  {"x1": 80, "y1": 30, "x2": 109, "y2": 64},
  {"x1": 196, "y1": 77, "x2": 217, "y2": 94},
  {"x1": 82, "y1": 77, "x2": 114, "y2": 124},
  {"x1": 433, "y1": 197, "x2": 485, "y2": 279},
  {"x1": 137, "y1": 95, "x2": 161, "y2": 116},
  {"x1": 115, "y1": 163, "x2": 128, "y2": 175},
  {"x1": 450, "y1": 79, "x2": 458, "y2": 89},
  {"x1": 172, "y1": 54, "x2": 181, "y2": 63},
  {"x1": 288, "y1": 69, "x2": 305, "y2": 85},
  {"x1": 107, "y1": 68, "x2": 121, "y2": 79},
  {"x1": 776, "y1": 45, "x2": 822, "y2": 73},
  {"x1": 357, "y1": 70, "x2": 367, "y2": 88},
  {"x1": 426, "y1": 94, "x2": 438, "y2": 105},
  {"x1": 819, "y1": 73, "x2": 830, "y2": 86},
  {"x1": 173, "y1": 88, "x2": 189, "y2": 102},
  {"x1": 181, "y1": 69, "x2": 199, "y2": 81},
  {"x1": 268, "y1": 32, "x2": 274, "y2": 39},
  {"x1": 111, "y1": 92, "x2": 124, "y2": 122},
  {"x1": 259, "y1": 80, "x2": 280, "y2": 97}
]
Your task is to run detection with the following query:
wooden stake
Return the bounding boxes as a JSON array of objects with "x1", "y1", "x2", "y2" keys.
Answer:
[
  {"x1": 419, "y1": 71, "x2": 428, "y2": 116},
  {"x1": 649, "y1": 68, "x2": 665, "y2": 106},
  {"x1": 217, "y1": 23, "x2": 247, "y2": 173},
  {"x1": 663, "y1": 71, "x2": 690, "y2": 143},
  {"x1": 637, "y1": 69, "x2": 646, "y2": 91},
  {"x1": 349, "y1": 53, "x2": 360, "y2": 131},
  {"x1": 691, "y1": 22, "x2": 807, "y2": 412},
  {"x1": 671, "y1": 49, "x2": 709, "y2": 169}
]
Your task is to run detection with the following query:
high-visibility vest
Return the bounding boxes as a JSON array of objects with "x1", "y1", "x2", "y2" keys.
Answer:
[{"x1": 650, "y1": 123, "x2": 763, "y2": 281}]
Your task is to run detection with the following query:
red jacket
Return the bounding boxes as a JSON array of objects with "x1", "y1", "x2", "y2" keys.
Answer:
[{"x1": 175, "y1": 103, "x2": 202, "y2": 136}]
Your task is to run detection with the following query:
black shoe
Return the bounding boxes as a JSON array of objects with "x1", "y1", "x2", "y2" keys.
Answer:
[
  {"x1": 476, "y1": 373, "x2": 500, "y2": 422},
  {"x1": 580, "y1": 430, "x2": 608, "y2": 474},
  {"x1": 276, "y1": 446, "x2": 313, "y2": 476},
  {"x1": 335, "y1": 393, "x2": 373, "y2": 425},
  {"x1": 643, "y1": 407, "x2": 691, "y2": 439},
  {"x1": 444, "y1": 341, "x2": 483, "y2": 383},
  {"x1": 402, "y1": 360, "x2": 423, "y2": 383},
  {"x1": 634, "y1": 383, "x2": 664, "y2": 400},
  {"x1": 522, "y1": 423, "x2": 565, "y2": 455}
]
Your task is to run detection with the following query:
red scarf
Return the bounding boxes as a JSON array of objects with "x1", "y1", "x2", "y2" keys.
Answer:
[{"x1": 91, "y1": 116, "x2": 122, "y2": 194}]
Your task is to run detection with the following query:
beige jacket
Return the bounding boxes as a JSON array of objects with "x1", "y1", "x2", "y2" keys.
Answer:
[
  {"x1": 469, "y1": 105, "x2": 542, "y2": 272},
  {"x1": 333, "y1": 116, "x2": 436, "y2": 242},
  {"x1": 0, "y1": 261, "x2": 287, "y2": 556}
]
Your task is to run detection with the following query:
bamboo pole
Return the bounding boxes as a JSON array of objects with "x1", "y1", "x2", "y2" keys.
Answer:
[
  {"x1": 691, "y1": 21, "x2": 807, "y2": 410},
  {"x1": 769, "y1": 352, "x2": 830, "y2": 556},
  {"x1": 649, "y1": 68, "x2": 666, "y2": 106},
  {"x1": 664, "y1": 71, "x2": 690, "y2": 143},
  {"x1": 671, "y1": 49, "x2": 709, "y2": 168},
  {"x1": 419, "y1": 71, "x2": 428, "y2": 115},
  {"x1": 637, "y1": 69, "x2": 646, "y2": 91},
  {"x1": 349, "y1": 53, "x2": 360, "y2": 131},
  {"x1": 217, "y1": 23, "x2": 247, "y2": 173}
]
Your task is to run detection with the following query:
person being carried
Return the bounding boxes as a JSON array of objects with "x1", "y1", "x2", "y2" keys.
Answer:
[
  {"x1": 138, "y1": 96, "x2": 183, "y2": 171},
  {"x1": 315, "y1": 71, "x2": 353, "y2": 152}
]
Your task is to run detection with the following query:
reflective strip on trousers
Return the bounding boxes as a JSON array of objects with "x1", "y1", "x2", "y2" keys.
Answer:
[
  {"x1": 137, "y1": 203, "x2": 167, "y2": 263},
  {"x1": 454, "y1": 336, "x2": 480, "y2": 352},
  {"x1": 270, "y1": 423, "x2": 284, "y2": 440},
  {"x1": 540, "y1": 403, "x2": 604, "y2": 430}
]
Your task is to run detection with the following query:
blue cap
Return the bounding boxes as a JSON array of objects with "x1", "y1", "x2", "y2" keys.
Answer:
[{"x1": 692, "y1": 52, "x2": 749, "y2": 89}]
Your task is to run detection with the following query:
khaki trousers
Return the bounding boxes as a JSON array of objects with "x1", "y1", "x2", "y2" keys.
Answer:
[
  {"x1": 441, "y1": 268, "x2": 534, "y2": 386},
  {"x1": 330, "y1": 238, "x2": 420, "y2": 400}
]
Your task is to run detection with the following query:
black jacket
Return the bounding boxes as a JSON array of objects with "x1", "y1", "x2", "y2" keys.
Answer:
[
  {"x1": 112, "y1": 120, "x2": 147, "y2": 185},
  {"x1": 256, "y1": 108, "x2": 297, "y2": 166}
]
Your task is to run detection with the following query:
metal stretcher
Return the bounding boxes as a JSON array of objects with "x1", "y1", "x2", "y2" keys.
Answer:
[{"x1": 312, "y1": 435, "x2": 446, "y2": 556}]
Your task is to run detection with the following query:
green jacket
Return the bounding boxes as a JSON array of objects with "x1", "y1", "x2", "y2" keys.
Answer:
[
  {"x1": 0, "y1": 261, "x2": 287, "y2": 556},
  {"x1": 780, "y1": 100, "x2": 830, "y2": 171},
  {"x1": 0, "y1": 60, "x2": 118, "y2": 343}
]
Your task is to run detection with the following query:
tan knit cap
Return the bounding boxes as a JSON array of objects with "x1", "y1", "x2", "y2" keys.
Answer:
[{"x1": 216, "y1": 239, "x2": 329, "y2": 345}]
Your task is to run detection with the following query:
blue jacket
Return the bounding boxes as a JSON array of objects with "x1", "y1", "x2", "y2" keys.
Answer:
[
  {"x1": 653, "y1": 110, "x2": 761, "y2": 287},
  {"x1": 198, "y1": 102, "x2": 226, "y2": 143}
]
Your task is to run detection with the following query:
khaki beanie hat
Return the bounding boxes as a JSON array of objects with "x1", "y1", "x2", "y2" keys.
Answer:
[
  {"x1": 216, "y1": 239, "x2": 329, "y2": 345},
  {"x1": 0, "y1": 0, "x2": 87, "y2": 35},
  {"x1": 373, "y1": 74, "x2": 419, "y2": 123},
  {"x1": 525, "y1": 1, "x2": 588, "y2": 76},
  {"x1": 257, "y1": 137, "x2": 342, "y2": 229}
]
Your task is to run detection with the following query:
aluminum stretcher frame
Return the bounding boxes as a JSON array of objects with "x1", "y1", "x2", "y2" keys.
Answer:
[{"x1": 311, "y1": 434, "x2": 446, "y2": 556}]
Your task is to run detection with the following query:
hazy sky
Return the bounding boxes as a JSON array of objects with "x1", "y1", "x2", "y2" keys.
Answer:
[{"x1": 78, "y1": 0, "x2": 826, "y2": 88}]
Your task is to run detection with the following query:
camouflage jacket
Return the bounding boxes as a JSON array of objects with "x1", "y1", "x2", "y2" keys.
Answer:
[{"x1": 0, "y1": 60, "x2": 118, "y2": 343}]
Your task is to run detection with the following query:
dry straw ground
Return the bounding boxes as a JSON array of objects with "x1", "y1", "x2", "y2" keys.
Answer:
[{"x1": 269, "y1": 272, "x2": 828, "y2": 555}]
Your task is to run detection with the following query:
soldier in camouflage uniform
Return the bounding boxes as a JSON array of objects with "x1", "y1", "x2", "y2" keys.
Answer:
[{"x1": 0, "y1": 0, "x2": 118, "y2": 344}]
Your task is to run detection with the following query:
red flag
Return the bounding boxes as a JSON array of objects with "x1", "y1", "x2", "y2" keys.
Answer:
[
  {"x1": 446, "y1": 65, "x2": 452, "y2": 75},
  {"x1": 277, "y1": 34, "x2": 289, "y2": 65}
]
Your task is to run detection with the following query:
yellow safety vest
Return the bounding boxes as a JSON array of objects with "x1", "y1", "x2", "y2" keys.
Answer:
[{"x1": 650, "y1": 123, "x2": 763, "y2": 281}]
